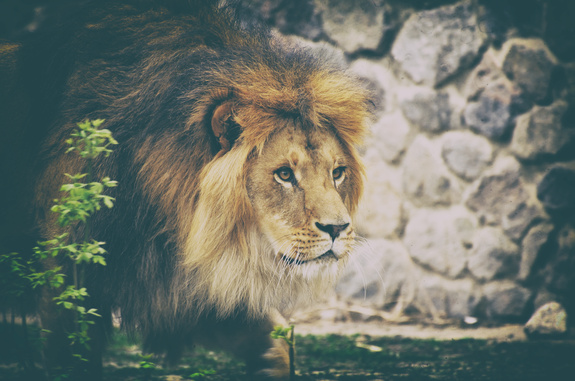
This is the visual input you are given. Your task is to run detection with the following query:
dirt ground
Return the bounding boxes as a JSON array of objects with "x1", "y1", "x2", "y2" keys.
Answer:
[
  {"x1": 291, "y1": 299, "x2": 530, "y2": 342},
  {"x1": 296, "y1": 320, "x2": 527, "y2": 341}
]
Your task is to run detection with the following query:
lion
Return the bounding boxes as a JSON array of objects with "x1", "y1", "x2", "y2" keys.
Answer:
[{"x1": 0, "y1": 1, "x2": 370, "y2": 379}]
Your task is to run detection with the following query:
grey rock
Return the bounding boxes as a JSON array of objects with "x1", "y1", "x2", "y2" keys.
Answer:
[
  {"x1": 543, "y1": 225, "x2": 575, "y2": 294},
  {"x1": 248, "y1": 0, "x2": 323, "y2": 40},
  {"x1": 355, "y1": 162, "x2": 403, "y2": 239},
  {"x1": 320, "y1": 0, "x2": 390, "y2": 53},
  {"x1": 402, "y1": 135, "x2": 461, "y2": 206},
  {"x1": 336, "y1": 239, "x2": 413, "y2": 309},
  {"x1": 403, "y1": 206, "x2": 476, "y2": 278},
  {"x1": 412, "y1": 275, "x2": 480, "y2": 319},
  {"x1": 411, "y1": 272, "x2": 449, "y2": 318},
  {"x1": 518, "y1": 223, "x2": 554, "y2": 281},
  {"x1": 369, "y1": 112, "x2": 412, "y2": 164},
  {"x1": 463, "y1": 78, "x2": 528, "y2": 140},
  {"x1": 564, "y1": 63, "x2": 575, "y2": 108},
  {"x1": 275, "y1": 1, "x2": 323, "y2": 40},
  {"x1": 476, "y1": 7, "x2": 509, "y2": 46},
  {"x1": 399, "y1": 87, "x2": 451, "y2": 132},
  {"x1": 441, "y1": 130, "x2": 494, "y2": 181},
  {"x1": 534, "y1": 289, "x2": 559, "y2": 310},
  {"x1": 350, "y1": 59, "x2": 396, "y2": 115},
  {"x1": 502, "y1": 38, "x2": 557, "y2": 103},
  {"x1": 524, "y1": 302, "x2": 567, "y2": 337},
  {"x1": 483, "y1": 281, "x2": 531, "y2": 319},
  {"x1": 466, "y1": 156, "x2": 545, "y2": 241},
  {"x1": 391, "y1": 1, "x2": 487, "y2": 87},
  {"x1": 501, "y1": 201, "x2": 545, "y2": 242},
  {"x1": 511, "y1": 101, "x2": 573, "y2": 160},
  {"x1": 445, "y1": 279, "x2": 481, "y2": 319},
  {"x1": 462, "y1": 50, "x2": 531, "y2": 141},
  {"x1": 537, "y1": 167, "x2": 575, "y2": 211},
  {"x1": 463, "y1": 49, "x2": 505, "y2": 100},
  {"x1": 468, "y1": 227, "x2": 520, "y2": 281}
]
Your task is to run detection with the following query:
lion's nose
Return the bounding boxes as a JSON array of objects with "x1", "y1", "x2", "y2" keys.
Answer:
[{"x1": 315, "y1": 222, "x2": 349, "y2": 241}]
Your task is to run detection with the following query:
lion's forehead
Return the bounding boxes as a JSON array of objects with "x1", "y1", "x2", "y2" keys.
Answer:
[{"x1": 268, "y1": 124, "x2": 345, "y2": 171}]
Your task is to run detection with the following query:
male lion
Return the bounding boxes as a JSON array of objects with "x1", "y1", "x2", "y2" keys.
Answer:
[{"x1": 0, "y1": 1, "x2": 370, "y2": 379}]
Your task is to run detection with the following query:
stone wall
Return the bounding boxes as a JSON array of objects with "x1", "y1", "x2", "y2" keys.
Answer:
[{"x1": 253, "y1": 0, "x2": 575, "y2": 325}]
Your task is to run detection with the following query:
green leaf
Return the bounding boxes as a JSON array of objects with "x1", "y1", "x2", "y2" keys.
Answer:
[{"x1": 103, "y1": 197, "x2": 114, "y2": 208}]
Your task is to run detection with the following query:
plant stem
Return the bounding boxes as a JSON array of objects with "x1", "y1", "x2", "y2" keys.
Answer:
[{"x1": 289, "y1": 325, "x2": 295, "y2": 380}]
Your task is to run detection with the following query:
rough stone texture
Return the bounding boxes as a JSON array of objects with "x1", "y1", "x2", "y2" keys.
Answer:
[
  {"x1": 524, "y1": 302, "x2": 568, "y2": 337},
  {"x1": 544, "y1": 225, "x2": 575, "y2": 296},
  {"x1": 537, "y1": 166, "x2": 575, "y2": 211},
  {"x1": 466, "y1": 156, "x2": 545, "y2": 241},
  {"x1": 391, "y1": 1, "x2": 487, "y2": 87},
  {"x1": 411, "y1": 272, "x2": 449, "y2": 318},
  {"x1": 402, "y1": 135, "x2": 461, "y2": 206},
  {"x1": 350, "y1": 59, "x2": 396, "y2": 115},
  {"x1": 368, "y1": 112, "x2": 412, "y2": 164},
  {"x1": 320, "y1": 0, "x2": 390, "y2": 53},
  {"x1": 399, "y1": 87, "x2": 450, "y2": 132},
  {"x1": 501, "y1": 203, "x2": 545, "y2": 243},
  {"x1": 502, "y1": 38, "x2": 557, "y2": 103},
  {"x1": 463, "y1": 49, "x2": 505, "y2": 100},
  {"x1": 534, "y1": 289, "x2": 559, "y2": 311},
  {"x1": 518, "y1": 223, "x2": 554, "y2": 281},
  {"x1": 483, "y1": 281, "x2": 532, "y2": 319},
  {"x1": 462, "y1": 49, "x2": 531, "y2": 141},
  {"x1": 336, "y1": 239, "x2": 414, "y2": 309},
  {"x1": 441, "y1": 130, "x2": 493, "y2": 181},
  {"x1": 445, "y1": 278, "x2": 480, "y2": 318},
  {"x1": 564, "y1": 63, "x2": 575, "y2": 110},
  {"x1": 403, "y1": 206, "x2": 476, "y2": 278},
  {"x1": 274, "y1": 0, "x2": 323, "y2": 40},
  {"x1": 463, "y1": 77, "x2": 528, "y2": 140},
  {"x1": 355, "y1": 161, "x2": 403, "y2": 239},
  {"x1": 468, "y1": 227, "x2": 520, "y2": 281},
  {"x1": 444, "y1": 85, "x2": 467, "y2": 130},
  {"x1": 511, "y1": 101, "x2": 572, "y2": 160},
  {"x1": 248, "y1": 0, "x2": 323, "y2": 40},
  {"x1": 412, "y1": 274, "x2": 479, "y2": 319}
]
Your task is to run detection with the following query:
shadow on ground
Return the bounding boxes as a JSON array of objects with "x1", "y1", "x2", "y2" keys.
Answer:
[{"x1": 1, "y1": 322, "x2": 575, "y2": 380}]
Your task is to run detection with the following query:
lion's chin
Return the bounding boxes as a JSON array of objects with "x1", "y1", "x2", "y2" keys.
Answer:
[{"x1": 280, "y1": 250, "x2": 339, "y2": 266}]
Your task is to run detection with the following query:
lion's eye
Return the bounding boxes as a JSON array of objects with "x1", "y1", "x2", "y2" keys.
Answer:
[
  {"x1": 333, "y1": 166, "x2": 346, "y2": 181},
  {"x1": 275, "y1": 167, "x2": 294, "y2": 183}
]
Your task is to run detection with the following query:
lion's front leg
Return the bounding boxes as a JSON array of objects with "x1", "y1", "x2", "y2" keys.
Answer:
[
  {"x1": 201, "y1": 309, "x2": 290, "y2": 380},
  {"x1": 247, "y1": 310, "x2": 291, "y2": 380}
]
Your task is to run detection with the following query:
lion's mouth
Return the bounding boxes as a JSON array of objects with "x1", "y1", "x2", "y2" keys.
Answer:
[{"x1": 281, "y1": 250, "x2": 338, "y2": 266}]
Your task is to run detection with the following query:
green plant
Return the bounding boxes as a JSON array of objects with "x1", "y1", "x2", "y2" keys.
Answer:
[
  {"x1": 42, "y1": 119, "x2": 117, "y2": 367},
  {"x1": 188, "y1": 368, "x2": 216, "y2": 380},
  {"x1": 0, "y1": 119, "x2": 118, "y2": 377},
  {"x1": 271, "y1": 324, "x2": 295, "y2": 380},
  {"x1": 138, "y1": 353, "x2": 158, "y2": 381}
]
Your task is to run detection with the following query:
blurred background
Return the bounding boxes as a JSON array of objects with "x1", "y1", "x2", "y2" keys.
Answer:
[{"x1": 2, "y1": 0, "x2": 575, "y2": 336}]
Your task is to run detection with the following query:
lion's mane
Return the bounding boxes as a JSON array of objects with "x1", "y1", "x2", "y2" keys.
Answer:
[{"x1": 2, "y1": 0, "x2": 370, "y2": 360}]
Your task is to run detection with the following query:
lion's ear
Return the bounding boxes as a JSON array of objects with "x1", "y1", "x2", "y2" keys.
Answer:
[{"x1": 211, "y1": 101, "x2": 242, "y2": 157}]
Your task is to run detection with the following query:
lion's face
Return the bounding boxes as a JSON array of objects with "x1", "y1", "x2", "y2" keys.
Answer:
[{"x1": 246, "y1": 121, "x2": 356, "y2": 275}]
